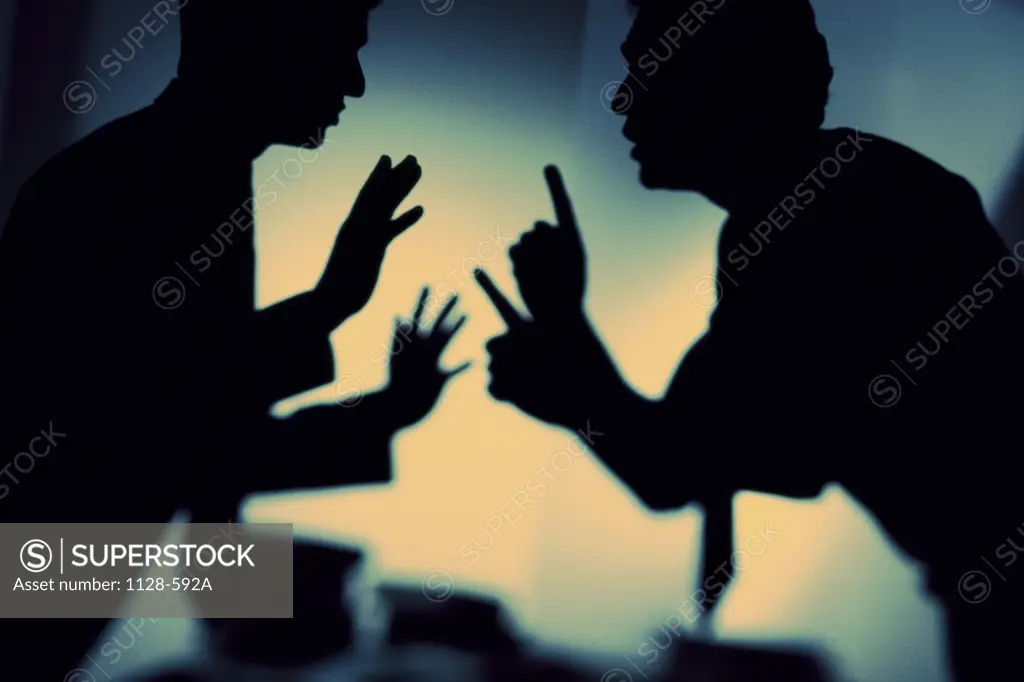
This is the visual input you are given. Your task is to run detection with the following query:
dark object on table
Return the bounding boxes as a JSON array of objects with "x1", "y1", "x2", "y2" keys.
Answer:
[
  {"x1": 209, "y1": 540, "x2": 363, "y2": 667},
  {"x1": 664, "y1": 638, "x2": 835, "y2": 682},
  {"x1": 380, "y1": 585, "x2": 520, "y2": 658}
]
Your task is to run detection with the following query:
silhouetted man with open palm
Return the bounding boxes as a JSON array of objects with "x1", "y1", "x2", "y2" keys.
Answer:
[
  {"x1": 475, "y1": 1, "x2": 1024, "y2": 680},
  {"x1": 0, "y1": 0, "x2": 468, "y2": 676}
]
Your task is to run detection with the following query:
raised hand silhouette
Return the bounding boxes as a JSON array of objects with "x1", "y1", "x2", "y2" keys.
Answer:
[
  {"x1": 509, "y1": 165, "x2": 587, "y2": 323},
  {"x1": 314, "y1": 154, "x2": 425, "y2": 331},
  {"x1": 473, "y1": 267, "x2": 614, "y2": 429},
  {"x1": 472, "y1": 164, "x2": 616, "y2": 428},
  {"x1": 383, "y1": 286, "x2": 471, "y2": 430}
]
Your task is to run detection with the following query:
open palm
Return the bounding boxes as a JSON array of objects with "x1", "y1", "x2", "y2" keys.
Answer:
[
  {"x1": 315, "y1": 155, "x2": 425, "y2": 330},
  {"x1": 384, "y1": 287, "x2": 470, "y2": 429}
]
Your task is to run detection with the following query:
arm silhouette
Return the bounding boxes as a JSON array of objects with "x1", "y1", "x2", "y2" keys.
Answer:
[
  {"x1": 475, "y1": 274, "x2": 696, "y2": 510},
  {"x1": 224, "y1": 287, "x2": 469, "y2": 497},
  {"x1": 478, "y1": 283, "x2": 826, "y2": 510},
  {"x1": 250, "y1": 291, "x2": 335, "y2": 405},
  {"x1": 473, "y1": 165, "x2": 694, "y2": 509},
  {"x1": 249, "y1": 155, "x2": 426, "y2": 406},
  {"x1": 476, "y1": 166, "x2": 825, "y2": 511}
]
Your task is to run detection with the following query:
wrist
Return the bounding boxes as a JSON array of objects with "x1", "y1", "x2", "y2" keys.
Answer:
[
  {"x1": 563, "y1": 315, "x2": 625, "y2": 424},
  {"x1": 368, "y1": 386, "x2": 416, "y2": 433},
  {"x1": 309, "y1": 285, "x2": 357, "y2": 333}
]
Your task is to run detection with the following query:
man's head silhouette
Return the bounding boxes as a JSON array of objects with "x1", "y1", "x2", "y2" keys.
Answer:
[
  {"x1": 617, "y1": 0, "x2": 833, "y2": 200},
  {"x1": 177, "y1": 0, "x2": 380, "y2": 148}
]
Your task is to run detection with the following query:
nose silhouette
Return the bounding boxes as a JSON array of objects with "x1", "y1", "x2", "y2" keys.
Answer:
[{"x1": 344, "y1": 59, "x2": 367, "y2": 99}]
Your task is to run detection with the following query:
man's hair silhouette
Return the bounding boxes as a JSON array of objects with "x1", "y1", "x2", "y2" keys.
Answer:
[
  {"x1": 475, "y1": 4, "x2": 1024, "y2": 682},
  {"x1": 176, "y1": 0, "x2": 381, "y2": 147},
  {"x1": 619, "y1": 0, "x2": 833, "y2": 194}
]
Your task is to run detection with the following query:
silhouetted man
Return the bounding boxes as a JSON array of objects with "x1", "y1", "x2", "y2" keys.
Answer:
[
  {"x1": 475, "y1": 1, "x2": 1024, "y2": 680},
  {"x1": 0, "y1": 0, "x2": 468, "y2": 676}
]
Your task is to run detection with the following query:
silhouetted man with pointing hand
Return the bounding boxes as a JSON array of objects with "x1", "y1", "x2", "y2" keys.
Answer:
[{"x1": 475, "y1": 1, "x2": 1024, "y2": 680}]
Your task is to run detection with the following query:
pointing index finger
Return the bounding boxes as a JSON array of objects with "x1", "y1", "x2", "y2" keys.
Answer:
[
  {"x1": 473, "y1": 268, "x2": 524, "y2": 329},
  {"x1": 544, "y1": 165, "x2": 580, "y2": 239}
]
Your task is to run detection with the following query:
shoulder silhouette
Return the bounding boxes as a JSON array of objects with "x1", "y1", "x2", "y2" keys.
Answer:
[
  {"x1": 474, "y1": 2, "x2": 1024, "y2": 681},
  {"x1": 0, "y1": 0, "x2": 473, "y2": 677}
]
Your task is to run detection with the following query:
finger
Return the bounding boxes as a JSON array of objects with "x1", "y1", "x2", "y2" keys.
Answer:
[
  {"x1": 444, "y1": 361, "x2": 472, "y2": 378},
  {"x1": 432, "y1": 295, "x2": 459, "y2": 331},
  {"x1": 391, "y1": 155, "x2": 419, "y2": 176},
  {"x1": 368, "y1": 155, "x2": 393, "y2": 188},
  {"x1": 433, "y1": 314, "x2": 467, "y2": 347},
  {"x1": 443, "y1": 314, "x2": 467, "y2": 338},
  {"x1": 392, "y1": 159, "x2": 423, "y2": 193},
  {"x1": 543, "y1": 165, "x2": 581, "y2": 240},
  {"x1": 410, "y1": 286, "x2": 430, "y2": 333},
  {"x1": 352, "y1": 155, "x2": 393, "y2": 208},
  {"x1": 392, "y1": 316, "x2": 411, "y2": 350},
  {"x1": 390, "y1": 206, "x2": 424, "y2": 239},
  {"x1": 384, "y1": 157, "x2": 423, "y2": 207},
  {"x1": 509, "y1": 223, "x2": 551, "y2": 264},
  {"x1": 473, "y1": 268, "x2": 525, "y2": 329}
]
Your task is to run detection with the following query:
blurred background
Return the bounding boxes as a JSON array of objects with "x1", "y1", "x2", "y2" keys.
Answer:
[{"x1": 1, "y1": 0, "x2": 1023, "y2": 680}]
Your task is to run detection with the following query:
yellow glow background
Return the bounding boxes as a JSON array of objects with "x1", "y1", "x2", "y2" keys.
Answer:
[
  {"x1": 240, "y1": 116, "x2": 947, "y2": 682},
  {"x1": 60, "y1": 0, "x2": 1024, "y2": 680}
]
